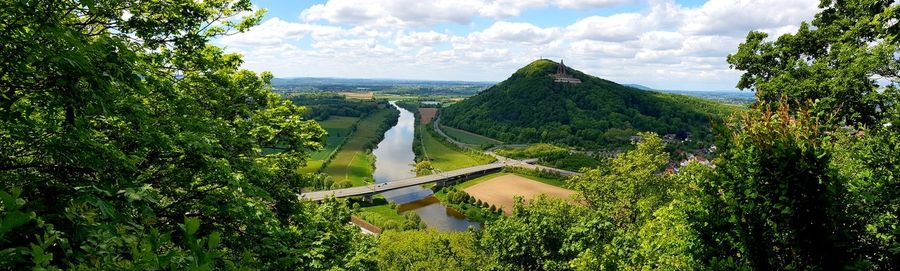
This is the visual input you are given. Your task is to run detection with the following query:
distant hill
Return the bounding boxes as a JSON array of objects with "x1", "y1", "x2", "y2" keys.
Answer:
[
  {"x1": 271, "y1": 77, "x2": 495, "y2": 96},
  {"x1": 441, "y1": 59, "x2": 738, "y2": 149},
  {"x1": 655, "y1": 89, "x2": 755, "y2": 104},
  {"x1": 623, "y1": 83, "x2": 655, "y2": 90}
]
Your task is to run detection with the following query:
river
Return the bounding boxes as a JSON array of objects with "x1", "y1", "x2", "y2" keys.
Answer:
[{"x1": 371, "y1": 102, "x2": 480, "y2": 231}]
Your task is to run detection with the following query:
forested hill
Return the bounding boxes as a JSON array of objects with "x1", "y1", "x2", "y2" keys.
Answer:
[{"x1": 441, "y1": 59, "x2": 737, "y2": 148}]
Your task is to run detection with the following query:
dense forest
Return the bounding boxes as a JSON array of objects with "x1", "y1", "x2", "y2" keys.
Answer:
[
  {"x1": 288, "y1": 94, "x2": 383, "y2": 120},
  {"x1": 2, "y1": 0, "x2": 900, "y2": 270},
  {"x1": 441, "y1": 59, "x2": 738, "y2": 149}
]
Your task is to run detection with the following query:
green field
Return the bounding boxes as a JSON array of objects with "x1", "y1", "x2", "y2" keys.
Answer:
[
  {"x1": 357, "y1": 204, "x2": 407, "y2": 229},
  {"x1": 448, "y1": 171, "x2": 565, "y2": 190},
  {"x1": 323, "y1": 109, "x2": 394, "y2": 186},
  {"x1": 455, "y1": 172, "x2": 506, "y2": 189},
  {"x1": 441, "y1": 125, "x2": 503, "y2": 145},
  {"x1": 420, "y1": 124, "x2": 494, "y2": 171},
  {"x1": 300, "y1": 116, "x2": 359, "y2": 173}
]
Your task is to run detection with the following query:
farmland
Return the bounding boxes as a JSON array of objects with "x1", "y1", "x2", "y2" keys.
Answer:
[
  {"x1": 419, "y1": 123, "x2": 494, "y2": 171},
  {"x1": 463, "y1": 173, "x2": 576, "y2": 215},
  {"x1": 300, "y1": 116, "x2": 359, "y2": 173},
  {"x1": 339, "y1": 91, "x2": 374, "y2": 100},
  {"x1": 323, "y1": 108, "x2": 396, "y2": 186},
  {"x1": 418, "y1": 108, "x2": 437, "y2": 124}
]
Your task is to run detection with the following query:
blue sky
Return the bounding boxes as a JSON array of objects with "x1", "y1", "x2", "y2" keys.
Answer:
[{"x1": 217, "y1": 0, "x2": 820, "y2": 91}]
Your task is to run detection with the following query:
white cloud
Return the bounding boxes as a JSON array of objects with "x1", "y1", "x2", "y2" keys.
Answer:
[
  {"x1": 570, "y1": 40, "x2": 637, "y2": 58},
  {"x1": 472, "y1": 21, "x2": 560, "y2": 44},
  {"x1": 300, "y1": 0, "x2": 484, "y2": 28},
  {"x1": 566, "y1": 13, "x2": 646, "y2": 41},
  {"x1": 680, "y1": 0, "x2": 819, "y2": 35},
  {"x1": 219, "y1": 0, "x2": 823, "y2": 90},
  {"x1": 395, "y1": 31, "x2": 450, "y2": 47},
  {"x1": 300, "y1": 0, "x2": 633, "y2": 27},
  {"x1": 219, "y1": 18, "x2": 310, "y2": 46}
]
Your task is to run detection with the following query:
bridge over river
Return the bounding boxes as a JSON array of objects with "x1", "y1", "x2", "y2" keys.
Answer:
[
  {"x1": 300, "y1": 158, "x2": 549, "y2": 201},
  {"x1": 301, "y1": 115, "x2": 582, "y2": 202}
]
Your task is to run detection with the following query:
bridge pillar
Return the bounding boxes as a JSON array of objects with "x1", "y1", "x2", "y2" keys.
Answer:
[{"x1": 362, "y1": 194, "x2": 373, "y2": 203}]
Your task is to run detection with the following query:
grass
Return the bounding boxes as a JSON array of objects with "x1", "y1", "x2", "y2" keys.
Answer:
[
  {"x1": 441, "y1": 125, "x2": 503, "y2": 145},
  {"x1": 323, "y1": 109, "x2": 394, "y2": 186},
  {"x1": 516, "y1": 173, "x2": 567, "y2": 187},
  {"x1": 352, "y1": 198, "x2": 410, "y2": 230},
  {"x1": 419, "y1": 124, "x2": 494, "y2": 171},
  {"x1": 450, "y1": 171, "x2": 566, "y2": 190},
  {"x1": 357, "y1": 205, "x2": 407, "y2": 229},
  {"x1": 300, "y1": 116, "x2": 359, "y2": 173},
  {"x1": 456, "y1": 172, "x2": 507, "y2": 189}
]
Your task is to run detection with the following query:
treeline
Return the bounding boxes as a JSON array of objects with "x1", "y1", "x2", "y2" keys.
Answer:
[
  {"x1": 288, "y1": 93, "x2": 382, "y2": 120},
  {"x1": 395, "y1": 101, "x2": 426, "y2": 161},
  {"x1": 440, "y1": 59, "x2": 737, "y2": 149},
  {"x1": 362, "y1": 107, "x2": 400, "y2": 151},
  {"x1": 437, "y1": 185, "x2": 504, "y2": 223},
  {"x1": 370, "y1": 2, "x2": 900, "y2": 270},
  {"x1": 5, "y1": 1, "x2": 900, "y2": 270},
  {"x1": 1, "y1": 2, "x2": 373, "y2": 270},
  {"x1": 496, "y1": 144, "x2": 602, "y2": 172},
  {"x1": 501, "y1": 166, "x2": 565, "y2": 181}
]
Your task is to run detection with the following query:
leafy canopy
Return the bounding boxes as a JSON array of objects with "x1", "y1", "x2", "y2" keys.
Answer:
[{"x1": 0, "y1": 0, "x2": 373, "y2": 269}]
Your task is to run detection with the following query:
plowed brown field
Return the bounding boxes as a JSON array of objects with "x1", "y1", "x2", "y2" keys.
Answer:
[
  {"x1": 418, "y1": 108, "x2": 438, "y2": 124},
  {"x1": 463, "y1": 174, "x2": 575, "y2": 215}
]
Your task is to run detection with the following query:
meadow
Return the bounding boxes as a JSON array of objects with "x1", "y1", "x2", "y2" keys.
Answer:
[
  {"x1": 299, "y1": 116, "x2": 359, "y2": 174},
  {"x1": 419, "y1": 123, "x2": 494, "y2": 171},
  {"x1": 440, "y1": 125, "x2": 503, "y2": 146},
  {"x1": 323, "y1": 109, "x2": 395, "y2": 186}
]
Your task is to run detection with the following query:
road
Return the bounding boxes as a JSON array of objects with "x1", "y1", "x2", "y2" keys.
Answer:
[
  {"x1": 299, "y1": 116, "x2": 581, "y2": 201},
  {"x1": 301, "y1": 162, "x2": 513, "y2": 201}
]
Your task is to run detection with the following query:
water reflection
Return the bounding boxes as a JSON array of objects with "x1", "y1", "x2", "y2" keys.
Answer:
[{"x1": 371, "y1": 102, "x2": 480, "y2": 231}]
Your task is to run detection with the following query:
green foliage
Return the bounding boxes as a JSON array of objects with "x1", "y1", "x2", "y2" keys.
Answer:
[
  {"x1": 831, "y1": 125, "x2": 900, "y2": 268},
  {"x1": 496, "y1": 144, "x2": 602, "y2": 172},
  {"x1": 289, "y1": 93, "x2": 382, "y2": 120},
  {"x1": 496, "y1": 143, "x2": 568, "y2": 158},
  {"x1": 0, "y1": 1, "x2": 374, "y2": 269},
  {"x1": 322, "y1": 107, "x2": 399, "y2": 186},
  {"x1": 570, "y1": 133, "x2": 672, "y2": 226},
  {"x1": 413, "y1": 160, "x2": 433, "y2": 176},
  {"x1": 688, "y1": 104, "x2": 899, "y2": 270},
  {"x1": 480, "y1": 196, "x2": 587, "y2": 270},
  {"x1": 727, "y1": 0, "x2": 900, "y2": 127},
  {"x1": 442, "y1": 59, "x2": 733, "y2": 149},
  {"x1": 418, "y1": 119, "x2": 495, "y2": 171},
  {"x1": 440, "y1": 125, "x2": 503, "y2": 146},
  {"x1": 500, "y1": 167, "x2": 567, "y2": 187},
  {"x1": 376, "y1": 230, "x2": 489, "y2": 271}
]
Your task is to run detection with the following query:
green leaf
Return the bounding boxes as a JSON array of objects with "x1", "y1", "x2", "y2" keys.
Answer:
[
  {"x1": 184, "y1": 217, "x2": 200, "y2": 236},
  {"x1": 207, "y1": 231, "x2": 221, "y2": 251}
]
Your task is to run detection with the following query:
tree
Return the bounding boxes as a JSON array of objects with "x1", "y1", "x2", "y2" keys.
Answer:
[
  {"x1": 694, "y1": 105, "x2": 851, "y2": 270},
  {"x1": 727, "y1": 0, "x2": 900, "y2": 126},
  {"x1": 0, "y1": 1, "x2": 373, "y2": 269},
  {"x1": 413, "y1": 160, "x2": 433, "y2": 175},
  {"x1": 569, "y1": 132, "x2": 671, "y2": 227},
  {"x1": 376, "y1": 230, "x2": 489, "y2": 271},
  {"x1": 480, "y1": 196, "x2": 587, "y2": 271}
]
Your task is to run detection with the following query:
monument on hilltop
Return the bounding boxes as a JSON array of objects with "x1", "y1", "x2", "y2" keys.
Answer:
[{"x1": 552, "y1": 59, "x2": 581, "y2": 84}]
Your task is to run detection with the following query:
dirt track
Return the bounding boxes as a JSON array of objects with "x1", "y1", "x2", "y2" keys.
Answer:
[{"x1": 463, "y1": 174, "x2": 575, "y2": 215}]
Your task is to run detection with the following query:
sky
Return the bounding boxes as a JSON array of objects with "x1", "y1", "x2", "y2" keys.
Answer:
[{"x1": 215, "y1": 0, "x2": 821, "y2": 91}]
